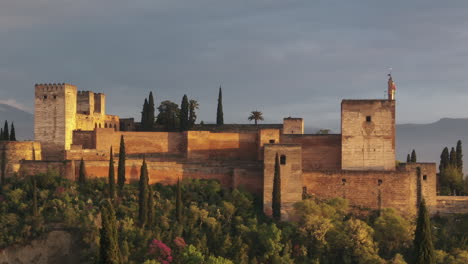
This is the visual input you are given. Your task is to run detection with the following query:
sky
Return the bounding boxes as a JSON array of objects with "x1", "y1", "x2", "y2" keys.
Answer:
[{"x1": 1, "y1": 0, "x2": 468, "y2": 132}]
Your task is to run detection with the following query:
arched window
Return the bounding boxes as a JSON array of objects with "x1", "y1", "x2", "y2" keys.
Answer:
[
  {"x1": 114, "y1": 124, "x2": 117, "y2": 131},
  {"x1": 105, "y1": 124, "x2": 108, "y2": 128},
  {"x1": 280, "y1": 155, "x2": 286, "y2": 165},
  {"x1": 95, "y1": 123, "x2": 97, "y2": 128},
  {"x1": 99, "y1": 124, "x2": 101, "y2": 128}
]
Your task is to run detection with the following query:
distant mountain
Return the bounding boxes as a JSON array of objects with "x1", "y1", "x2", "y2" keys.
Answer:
[
  {"x1": 397, "y1": 118, "x2": 468, "y2": 173},
  {"x1": 0, "y1": 103, "x2": 34, "y2": 140}
]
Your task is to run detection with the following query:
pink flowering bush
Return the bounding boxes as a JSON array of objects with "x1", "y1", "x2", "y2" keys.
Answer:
[{"x1": 148, "y1": 239, "x2": 173, "y2": 264}]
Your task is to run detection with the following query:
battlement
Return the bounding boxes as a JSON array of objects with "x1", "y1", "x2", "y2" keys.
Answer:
[{"x1": 35, "y1": 83, "x2": 76, "y2": 92}]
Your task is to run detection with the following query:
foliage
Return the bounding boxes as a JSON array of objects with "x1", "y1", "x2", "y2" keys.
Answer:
[
  {"x1": 139, "y1": 159, "x2": 149, "y2": 227},
  {"x1": 411, "y1": 149, "x2": 417, "y2": 163},
  {"x1": 180, "y1": 95, "x2": 189, "y2": 131},
  {"x1": 108, "y1": 147, "x2": 116, "y2": 200},
  {"x1": 9, "y1": 122, "x2": 16, "y2": 141},
  {"x1": 248, "y1": 111, "x2": 264, "y2": 125},
  {"x1": 373, "y1": 208, "x2": 413, "y2": 258},
  {"x1": 117, "y1": 135, "x2": 126, "y2": 193},
  {"x1": 216, "y1": 86, "x2": 223, "y2": 125},
  {"x1": 414, "y1": 199, "x2": 435, "y2": 264},
  {"x1": 79, "y1": 158, "x2": 87, "y2": 184},
  {"x1": 99, "y1": 199, "x2": 121, "y2": 264},
  {"x1": 272, "y1": 153, "x2": 281, "y2": 221},
  {"x1": 156, "y1": 100, "x2": 180, "y2": 131},
  {"x1": 188, "y1": 100, "x2": 199, "y2": 129}
]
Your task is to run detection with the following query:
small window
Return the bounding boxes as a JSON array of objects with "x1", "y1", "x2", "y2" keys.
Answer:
[
  {"x1": 99, "y1": 124, "x2": 101, "y2": 128},
  {"x1": 423, "y1": 175, "x2": 427, "y2": 181},
  {"x1": 378, "y1": 179, "x2": 383, "y2": 186},
  {"x1": 269, "y1": 139, "x2": 275, "y2": 144},
  {"x1": 43, "y1": 95, "x2": 47, "y2": 99},
  {"x1": 105, "y1": 124, "x2": 108, "y2": 128},
  {"x1": 342, "y1": 179, "x2": 346, "y2": 185},
  {"x1": 280, "y1": 155, "x2": 286, "y2": 165},
  {"x1": 366, "y1": 116, "x2": 372, "y2": 122},
  {"x1": 53, "y1": 95, "x2": 57, "y2": 99}
]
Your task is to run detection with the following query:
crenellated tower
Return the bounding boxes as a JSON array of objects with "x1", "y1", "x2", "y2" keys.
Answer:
[{"x1": 34, "y1": 83, "x2": 77, "y2": 160}]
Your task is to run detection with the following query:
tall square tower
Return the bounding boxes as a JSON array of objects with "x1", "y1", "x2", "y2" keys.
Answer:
[
  {"x1": 34, "y1": 83, "x2": 77, "y2": 159},
  {"x1": 341, "y1": 100, "x2": 396, "y2": 171}
]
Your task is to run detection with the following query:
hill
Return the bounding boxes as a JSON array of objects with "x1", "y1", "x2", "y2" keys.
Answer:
[{"x1": 0, "y1": 103, "x2": 34, "y2": 140}]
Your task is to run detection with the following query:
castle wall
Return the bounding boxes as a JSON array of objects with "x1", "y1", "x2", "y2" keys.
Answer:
[
  {"x1": 19, "y1": 160, "x2": 75, "y2": 180},
  {"x1": 77, "y1": 91, "x2": 94, "y2": 114},
  {"x1": 258, "y1": 129, "x2": 281, "y2": 160},
  {"x1": 187, "y1": 131, "x2": 258, "y2": 161},
  {"x1": 263, "y1": 144, "x2": 302, "y2": 220},
  {"x1": 34, "y1": 84, "x2": 77, "y2": 159},
  {"x1": 75, "y1": 114, "x2": 119, "y2": 131},
  {"x1": 94, "y1": 93, "x2": 105, "y2": 115},
  {"x1": 341, "y1": 100, "x2": 396, "y2": 171},
  {"x1": 0, "y1": 141, "x2": 42, "y2": 177},
  {"x1": 435, "y1": 197, "x2": 468, "y2": 215},
  {"x1": 281, "y1": 134, "x2": 341, "y2": 170},
  {"x1": 303, "y1": 169, "x2": 418, "y2": 215},
  {"x1": 93, "y1": 129, "x2": 186, "y2": 155}
]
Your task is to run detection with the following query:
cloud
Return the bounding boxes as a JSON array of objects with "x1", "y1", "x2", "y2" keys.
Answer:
[{"x1": 0, "y1": 99, "x2": 32, "y2": 113}]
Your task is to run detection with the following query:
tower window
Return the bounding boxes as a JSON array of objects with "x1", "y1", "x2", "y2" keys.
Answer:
[
  {"x1": 269, "y1": 139, "x2": 275, "y2": 143},
  {"x1": 366, "y1": 116, "x2": 372, "y2": 122},
  {"x1": 53, "y1": 95, "x2": 57, "y2": 99},
  {"x1": 342, "y1": 179, "x2": 346, "y2": 185},
  {"x1": 43, "y1": 95, "x2": 47, "y2": 99},
  {"x1": 280, "y1": 155, "x2": 286, "y2": 165},
  {"x1": 423, "y1": 175, "x2": 427, "y2": 181},
  {"x1": 378, "y1": 179, "x2": 383, "y2": 186}
]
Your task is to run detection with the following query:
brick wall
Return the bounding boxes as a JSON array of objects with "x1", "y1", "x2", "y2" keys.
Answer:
[
  {"x1": 281, "y1": 134, "x2": 341, "y2": 171},
  {"x1": 303, "y1": 169, "x2": 418, "y2": 215},
  {"x1": 19, "y1": 160, "x2": 75, "y2": 180},
  {"x1": 1, "y1": 141, "x2": 42, "y2": 177},
  {"x1": 435, "y1": 196, "x2": 468, "y2": 215}
]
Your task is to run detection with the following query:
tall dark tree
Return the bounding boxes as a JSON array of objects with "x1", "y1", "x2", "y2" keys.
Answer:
[
  {"x1": 146, "y1": 91, "x2": 155, "y2": 131},
  {"x1": 449, "y1": 147, "x2": 457, "y2": 166},
  {"x1": 411, "y1": 149, "x2": 417, "y2": 163},
  {"x1": 0, "y1": 128, "x2": 3, "y2": 141},
  {"x1": 147, "y1": 185, "x2": 154, "y2": 228},
  {"x1": 78, "y1": 158, "x2": 87, "y2": 184},
  {"x1": 156, "y1": 100, "x2": 180, "y2": 130},
  {"x1": 0, "y1": 149, "x2": 6, "y2": 186},
  {"x1": 3, "y1": 121, "x2": 9, "y2": 141},
  {"x1": 117, "y1": 135, "x2": 126, "y2": 193},
  {"x1": 99, "y1": 199, "x2": 121, "y2": 264},
  {"x1": 138, "y1": 158, "x2": 149, "y2": 227},
  {"x1": 180, "y1": 94, "x2": 189, "y2": 131},
  {"x1": 108, "y1": 147, "x2": 116, "y2": 200},
  {"x1": 407, "y1": 154, "x2": 411, "y2": 163},
  {"x1": 141, "y1": 98, "x2": 148, "y2": 129},
  {"x1": 175, "y1": 178, "x2": 183, "y2": 223},
  {"x1": 32, "y1": 178, "x2": 38, "y2": 217},
  {"x1": 216, "y1": 86, "x2": 224, "y2": 125},
  {"x1": 413, "y1": 199, "x2": 435, "y2": 264},
  {"x1": 272, "y1": 153, "x2": 281, "y2": 221},
  {"x1": 188, "y1": 99, "x2": 199, "y2": 129},
  {"x1": 439, "y1": 147, "x2": 450, "y2": 173},
  {"x1": 456, "y1": 140, "x2": 463, "y2": 174},
  {"x1": 9, "y1": 123, "x2": 16, "y2": 141}
]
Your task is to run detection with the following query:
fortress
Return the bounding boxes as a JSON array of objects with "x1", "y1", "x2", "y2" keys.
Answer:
[{"x1": 1, "y1": 77, "x2": 468, "y2": 219}]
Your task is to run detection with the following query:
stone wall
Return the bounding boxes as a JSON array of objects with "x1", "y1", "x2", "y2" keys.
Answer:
[
  {"x1": 303, "y1": 169, "x2": 418, "y2": 215},
  {"x1": 435, "y1": 196, "x2": 468, "y2": 215},
  {"x1": 257, "y1": 129, "x2": 281, "y2": 160},
  {"x1": 187, "y1": 131, "x2": 258, "y2": 161},
  {"x1": 263, "y1": 144, "x2": 302, "y2": 220},
  {"x1": 341, "y1": 100, "x2": 395, "y2": 171},
  {"x1": 281, "y1": 134, "x2": 341, "y2": 171},
  {"x1": 0, "y1": 141, "x2": 42, "y2": 177},
  {"x1": 19, "y1": 160, "x2": 75, "y2": 180}
]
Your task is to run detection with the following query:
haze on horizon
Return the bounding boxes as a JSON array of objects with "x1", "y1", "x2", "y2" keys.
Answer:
[{"x1": 1, "y1": 0, "x2": 468, "y2": 132}]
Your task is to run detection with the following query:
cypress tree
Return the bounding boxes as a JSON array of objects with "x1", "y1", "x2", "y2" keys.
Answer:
[
  {"x1": 3, "y1": 121, "x2": 9, "y2": 141},
  {"x1": 147, "y1": 92, "x2": 155, "y2": 131},
  {"x1": 32, "y1": 178, "x2": 38, "y2": 217},
  {"x1": 439, "y1": 147, "x2": 450, "y2": 173},
  {"x1": 413, "y1": 199, "x2": 435, "y2": 264},
  {"x1": 216, "y1": 86, "x2": 224, "y2": 125},
  {"x1": 180, "y1": 94, "x2": 189, "y2": 131},
  {"x1": 117, "y1": 135, "x2": 126, "y2": 193},
  {"x1": 411, "y1": 149, "x2": 417, "y2": 163},
  {"x1": 1, "y1": 149, "x2": 6, "y2": 186},
  {"x1": 147, "y1": 185, "x2": 154, "y2": 228},
  {"x1": 78, "y1": 158, "x2": 87, "y2": 184},
  {"x1": 0, "y1": 128, "x2": 3, "y2": 141},
  {"x1": 450, "y1": 147, "x2": 457, "y2": 167},
  {"x1": 407, "y1": 154, "x2": 411, "y2": 163},
  {"x1": 141, "y1": 98, "x2": 148, "y2": 130},
  {"x1": 108, "y1": 147, "x2": 116, "y2": 200},
  {"x1": 9, "y1": 122, "x2": 16, "y2": 141},
  {"x1": 272, "y1": 153, "x2": 281, "y2": 221},
  {"x1": 99, "y1": 199, "x2": 121, "y2": 264},
  {"x1": 138, "y1": 158, "x2": 149, "y2": 227},
  {"x1": 456, "y1": 140, "x2": 463, "y2": 174},
  {"x1": 175, "y1": 178, "x2": 183, "y2": 223}
]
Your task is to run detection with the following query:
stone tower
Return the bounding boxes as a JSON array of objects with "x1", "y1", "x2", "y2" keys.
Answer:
[
  {"x1": 34, "y1": 83, "x2": 77, "y2": 160},
  {"x1": 341, "y1": 99, "x2": 396, "y2": 171}
]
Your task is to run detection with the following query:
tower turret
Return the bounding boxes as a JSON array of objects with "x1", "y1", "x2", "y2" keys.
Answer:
[{"x1": 387, "y1": 74, "x2": 396, "y2": 100}]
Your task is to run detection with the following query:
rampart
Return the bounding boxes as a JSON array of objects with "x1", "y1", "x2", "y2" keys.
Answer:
[
  {"x1": 0, "y1": 141, "x2": 42, "y2": 177},
  {"x1": 435, "y1": 196, "x2": 468, "y2": 215},
  {"x1": 281, "y1": 134, "x2": 341, "y2": 170},
  {"x1": 19, "y1": 160, "x2": 75, "y2": 180}
]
